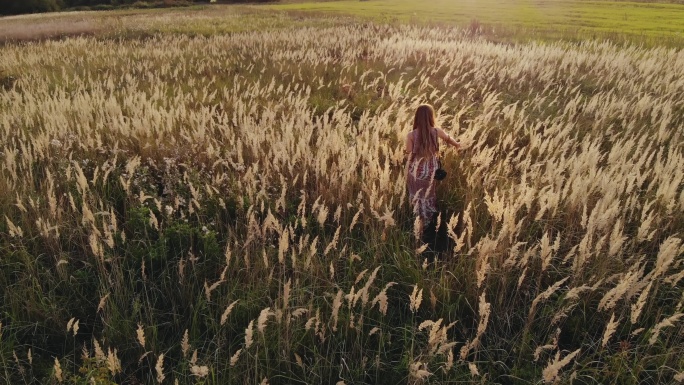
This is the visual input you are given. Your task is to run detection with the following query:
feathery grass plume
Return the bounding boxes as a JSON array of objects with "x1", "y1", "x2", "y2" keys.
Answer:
[
  {"x1": 598, "y1": 270, "x2": 640, "y2": 312},
  {"x1": 13, "y1": 351, "x2": 23, "y2": 374},
  {"x1": 5, "y1": 216, "x2": 23, "y2": 237},
  {"x1": 565, "y1": 285, "x2": 593, "y2": 301},
  {"x1": 475, "y1": 293, "x2": 491, "y2": 343},
  {"x1": 608, "y1": 221, "x2": 627, "y2": 257},
  {"x1": 181, "y1": 329, "x2": 190, "y2": 358},
  {"x1": 371, "y1": 282, "x2": 396, "y2": 316},
  {"x1": 409, "y1": 285, "x2": 423, "y2": 313},
  {"x1": 630, "y1": 281, "x2": 652, "y2": 324},
  {"x1": 540, "y1": 232, "x2": 561, "y2": 273},
  {"x1": 316, "y1": 203, "x2": 328, "y2": 227},
  {"x1": 136, "y1": 324, "x2": 146, "y2": 347},
  {"x1": 345, "y1": 286, "x2": 356, "y2": 309},
  {"x1": 53, "y1": 357, "x2": 63, "y2": 383},
  {"x1": 278, "y1": 228, "x2": 289, "y2": 265},
  {"x1": 529, "y1": 277, "x2": 569, "y2": 322},
  {"x1": 260, "y1": 378, "x2": 269, "y2": 385},
  {"x1": 468, "y1": 362, "x2": 480, "y2": 377},
  {"x1": 443, "y1": 350, "x2": 454, "y2": 372},
  {"x1": 648, "y1": 312, "x2": 684, "y2": 345},
  {"x1": 665, "y1": 270, "x2": 684, "y2": 287},
  {"x1": 484, "y1": 188, "x2": 505, "y2": 223},
  {"x1": 72, "y1": 319, "x2": 79, "y2": 336},
  {"x1": 374, "y1": 207, "x2": 396, "y2": 229},
  {"x1": 674, "y1": 371, "x2": 684, "y2": 382},
  {"x1": 107, "y1": 348, "x2": 121, "y2": 375},
  {"x1": 294, "y1": 352, "x2": 304, "y2": 369},
  {"x1": 245, "y1": 320, "x2": 254, "y2": 348},
  {"x1": 257, "y1": 307, "x2": 273, "y2": 334},
  {"x1": 601, "y1": 313, "x2": 619, "y2": 348},
  {"x1": 220, "y1": 300, "x2": 239, "y2": 327},
  {"x1": 230, "y1": 348, "x2": 242, "y2": 367},
  {"x1": 359, "y1": 266, "x2": 381, "y2": 306},
  {"x1": 430, "y1": 289, "x2": 437, "y2": 312},
  {"x1": 653, "y1": 237, "x2": 682, "y2": 278},
  {"x1": 409, "y1": 361, "x2": 432, "y2": 381},
  {"x1": 305, "y1": 236, "x2": 319, "y2": 269},
  {"x1": 95, "y1": 293, "x2": 111, "y2": 313},
  {"x1": 446, "y1": 213, "x2": 459, "y2": 241},
  {"x1": 413, "y1": 216, "x2": 423, "y2": 241},
  {"x1": 416, "y1": 243, "x2": 429, "y2": 254},
  {"x1": 289, "y1": 306, "x2": 308, "y2": 318},
  {"x1": 355, "y1": 269, "x2": 369, "y2": 286},
  {"x1": 66, "y1": 317, "x2": 75, "y2": 333},
  {"x1": 190, "y1": 365, "x2": 209, "y2": 377},
  {"x1": 461, "y1": 293, "x2": 492, "y2": 360},
  {"x1": 331, "y1": 290, "x2": 344, "y2": 332},
  {"x1": 323, "y1": 225, "x2": 341, "y2": 256},
  {"x1": 190, "y1": 350, "x2": 198, "y2": 366},
  {"x1": 349, "y1": 205, "x2": 362, "y2": 232},
  {"x1": 94, "y1": 339, "x2": 105, "y2": 360},
  {"x1": 204, "y1": 270, "x2": 226, "y2": 302},
  {"x1": 155, "y1": 353, "x2": 165, "y2": 383},
  {"x1": 535, "y1": 344, "x2": 557, "y2": 362},
  {"x1": 283, "y1": 278, "x2": 291, "y2": 310},
  {"x1": 542, "y1": 348, "x2": 580, "y2": 384},
  {"x1": 476, "y1": 252, "x2": 490, "y2": 289}
]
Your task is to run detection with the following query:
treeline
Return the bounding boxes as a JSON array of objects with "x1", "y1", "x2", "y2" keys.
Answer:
[{"x1": 1, "y1": 0, "x2": 273, "y2": 16}]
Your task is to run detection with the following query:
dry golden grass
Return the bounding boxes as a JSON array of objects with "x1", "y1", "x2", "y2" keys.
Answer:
[{"x1": 0, "y1": 6, "x2": 682, "y2": 385}]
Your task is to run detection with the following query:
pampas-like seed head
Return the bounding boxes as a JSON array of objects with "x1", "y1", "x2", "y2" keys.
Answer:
[
  {"x1": 181, "y1": 329, "x2": 190, "y2": 358},
  {"x1": 53, "y1": 357, "x2": 63, "y2": 383},
  {"x1": 221, "y1": 300, "x2": 239, "y2": 326},
  {"x1": 230, "y1": 348, "x2": 242, "y2": 366},
  {"x1": 245, "y1": 320, "x2": 254, "y2": 348},
  {"x1": 136, "y1": 324, "x2": 146, "y2": 347},
  {"x1": 190, "y1": 365, "x2": 209, "y2": 377},
  {"x1": 409, "y1": 285, "x2": 423, "y2": 313},
  {"x1": 155, "y1": 353, "x2": 165, "y2": 383}
]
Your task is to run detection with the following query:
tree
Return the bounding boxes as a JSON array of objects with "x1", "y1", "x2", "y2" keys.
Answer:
[{"x1": 1, "y1": 0, "x2": 62, "y2": 15}]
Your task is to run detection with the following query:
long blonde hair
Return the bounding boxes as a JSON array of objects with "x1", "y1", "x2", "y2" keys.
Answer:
[{"x1": 412, "y1": 104, "x2": 438, "y2": 157}]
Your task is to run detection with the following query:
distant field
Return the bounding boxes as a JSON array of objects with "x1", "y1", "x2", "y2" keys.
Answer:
[{"x1": 271, "y1": 0, "x2": 684, "y2": 44}]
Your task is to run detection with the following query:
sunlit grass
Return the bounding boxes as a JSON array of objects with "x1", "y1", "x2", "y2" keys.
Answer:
[
  {"x1": 270, "y1": 0, "x2": 684, "y2": 45},
  {"x1": 0, "y1": 4, "x2": 683, "y2": 385}
]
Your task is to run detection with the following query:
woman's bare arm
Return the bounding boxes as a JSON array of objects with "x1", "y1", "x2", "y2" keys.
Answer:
[
  {"x1": 436, "y1": 128, "x2": 461, "y2": 149},
  {"x1": 405, "y1": 132, "x2": 414, "y2": 159},
  {"x1": 405, "y1": 133, "x2": 415, "y2": 178}
]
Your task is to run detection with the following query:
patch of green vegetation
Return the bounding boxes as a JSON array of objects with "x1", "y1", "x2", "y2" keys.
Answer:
[{"x1": 269, "y1": 0, "x2": 684, "y2": 46}]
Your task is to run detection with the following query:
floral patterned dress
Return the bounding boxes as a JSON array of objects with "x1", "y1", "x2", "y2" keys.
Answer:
[{"x1": 407, "y1": 130, "x2": 439, "y2": 222}]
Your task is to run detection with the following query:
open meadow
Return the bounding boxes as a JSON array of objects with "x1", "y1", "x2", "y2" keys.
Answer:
[{"x1": 1, "y1": 2, "x2": 683, "y2": 384}]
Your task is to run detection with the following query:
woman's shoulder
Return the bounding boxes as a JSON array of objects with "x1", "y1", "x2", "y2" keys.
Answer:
[{"x1": 433, "y1": 127, "x2": 448, "y2": 137}]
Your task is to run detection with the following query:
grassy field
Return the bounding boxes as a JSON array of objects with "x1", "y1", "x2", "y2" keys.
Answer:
[
  {"x1": 1, "y1": 3, "x2": 683, "y2": 385},
  {"x1": 271, "y1": 0, "x2": 684, "y2": 45}
]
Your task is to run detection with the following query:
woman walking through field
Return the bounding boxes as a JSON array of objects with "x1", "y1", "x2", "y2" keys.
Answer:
[{"x1": 405, "y1": 104, "x2": 461, "y2": 231}]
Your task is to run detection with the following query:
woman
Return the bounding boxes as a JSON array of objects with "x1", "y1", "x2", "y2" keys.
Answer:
[{"x1": 405, "y1": 104, "x2": 461, "y2": 226}]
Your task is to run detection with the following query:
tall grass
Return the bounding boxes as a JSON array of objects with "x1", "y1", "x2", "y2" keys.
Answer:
[{"x1": 0, "y1": 8, "x2": 683, "y2": 385}]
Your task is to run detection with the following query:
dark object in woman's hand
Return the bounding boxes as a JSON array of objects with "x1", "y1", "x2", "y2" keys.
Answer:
[{"x1": 434, "y1": 167, "x2": 447, "y2": 180}]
